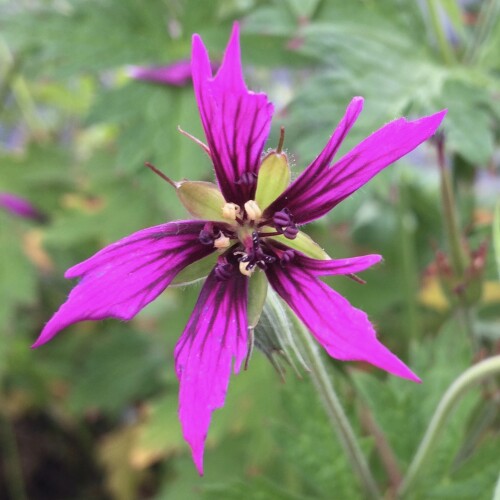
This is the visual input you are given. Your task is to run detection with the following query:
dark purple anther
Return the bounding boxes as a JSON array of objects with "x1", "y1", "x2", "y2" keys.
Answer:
[
  {"x1": 199, "y1": 229, "x2": 214, "y2": 245},
  {"x1": 280, "y1": 249, "x2": 295, "y2": 266},
  {"x1": 273, "y1": 209, "x2": 292, "y2": 227},
  {"x1": 252, "y1": 231, "x2": 259, "y2": 246},
  {"x1": 283, "y1": 226, "x2": 299, "y2": 239},
  {"x1": 214, "y1": 263, "x2": 233, "y2": 281},
  {"x1": 273, "y1": 208, "x2": 298, "y2": 239}
]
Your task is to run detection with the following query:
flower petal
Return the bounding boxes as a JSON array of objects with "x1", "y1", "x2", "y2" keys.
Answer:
[
  {"x1": 265, "y1": 97, "x2": 363, "y2": 219},
  {"x1": 127, "y1": 60, "x2": 193, "y2": 87},
  {"x1": 0, "y1": 192, "x2": 45, "y2": 222},
  {"x1": 33, "y1": 221, "x2": 213, "y2": 348},
  {"x1": 296, "y1": 253, "x2": 382, "y2": 276},
  {"x1": 270, "y1": 109, "x2": 447, "y2": 225},
  {"x1": 192, "y1": 23, "x2": 274, "y2": 205},
  {"x1": 175, "y1": 269, "x2": 248, "y2": 474},
  {"x1": 266, "y1": 264, "x2": 419, "y2": 381}
]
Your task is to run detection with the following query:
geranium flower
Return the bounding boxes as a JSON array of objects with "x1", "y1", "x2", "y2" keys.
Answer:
[
  {"x1": 127, "y1": 59, "x2": 218, "y2": 87},
  {"x1": 34, "y1": 23, "x2": 446, "y2": 474},
  {"x1": 127, "y1": 60, "x2": 194, "y2": 86},
  {"x1": 0, "y1": 192, "x2": 45, "y2": 222}
]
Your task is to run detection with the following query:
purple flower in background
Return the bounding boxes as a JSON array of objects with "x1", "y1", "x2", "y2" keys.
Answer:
[
  {"x1": 34, "y1": 23, "x2": 446, "y2": 474},
  {"x1": 0, "y1": 192, "x2": 45, "y2": 222},
  {"x1": 127, "y1": 60, "x2": 193, "y2": 86}
]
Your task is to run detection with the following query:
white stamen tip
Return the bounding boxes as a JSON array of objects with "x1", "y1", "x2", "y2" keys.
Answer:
[
  {"x1": 239, "y1": 260, "x2": 254, "y2": 277},
  {"x1": 213, "y1": 234, "x2": 230, "y2": 249},
  {"x1": 244, "y1": 200, "x2": 262, "y2": 221},
  {"x1": 222, "y1": 203, "x2": 240, "y2": 221}
]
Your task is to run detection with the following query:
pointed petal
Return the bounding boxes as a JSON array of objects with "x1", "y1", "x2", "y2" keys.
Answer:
[
  {"x1": 271, "y1": 109, "x2": 447, "y2": 225},
  {"x1": 192, "y1": 23, "x2": 274, "y2": 204},
  {"x1": 127, "y1": 60, "x2": 192, "y2": 87},
  {"x1": 175, "y1": 270, "x2": 248, "y2": 474},
  {"x1": 266, "y1": 264, "x2": 419, "y2": 381},
  {"x1": 265, "y1": 97, "x2": 363, "y2": 218},
  {"x1": 33, "y1": 221, "x2": 213, "y2": 347},
  {"x1": 0, "y1": 192, "x2": 45, "y2": 222},
  {"x1": 297, "y1": 253, "x2": 382, "y2": 276}
]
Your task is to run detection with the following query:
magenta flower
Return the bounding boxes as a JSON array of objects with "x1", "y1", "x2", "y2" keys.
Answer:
[
  {"x1": 127, "y1": 60, "x2": 193, "y2": 86},
  {"x1": 34, "y1": 24, "x2": 446, "y2": 474},
  {"x1": 0, "y1": 192, "x2": 45, "y2": 222}
]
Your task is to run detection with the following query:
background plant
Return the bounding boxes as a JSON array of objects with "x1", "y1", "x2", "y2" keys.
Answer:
[{"x1": 0, "y1": 0, "x2": 499, "y2": 498}]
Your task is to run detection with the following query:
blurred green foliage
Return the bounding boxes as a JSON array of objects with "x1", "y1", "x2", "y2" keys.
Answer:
[{"x1": 1, "y1": 0, "x2": 499, "y2": 498}]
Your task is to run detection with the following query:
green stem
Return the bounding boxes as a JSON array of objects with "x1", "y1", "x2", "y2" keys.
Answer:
[
  {"x1": 397, "y1": 175, "x2": 421, "y2": 341},
  {"x1": 397, "y1": 355, "x2": 500, "y2": 498},
  {"x1": 463, "y1": 0, "x2": 500, "y2": 64},
  {"x1": 436, "y1": 139, "x2": 467, "y2": 277},
  {"x1": 291, "y1": 315, "x2": 382, "y2": 500},
  {"x1": 426, "y1": 0, "x2": 456, "y2": 65}
]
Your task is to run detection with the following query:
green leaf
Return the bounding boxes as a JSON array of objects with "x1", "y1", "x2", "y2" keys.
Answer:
[
  {"x1": 67, "y1": 328, "x2": 163, "y2": 416},
  {"x1": 494, "y1": 202, "x2": 500, "y2": 279}
]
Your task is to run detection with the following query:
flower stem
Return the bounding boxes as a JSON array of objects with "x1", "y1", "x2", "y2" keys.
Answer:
[
  {"x1": 425, "y1": 0, "x2": 456, "y2": 65},
  {"x1": 292, "y1": 316, "x2": 382, "y2": 500},
  {"x1": 436, "y1": 138, "x2": 478, "y2": 349},
  {"x1": 436, "y1": 137, "x2": 467, "y2": 278},
  {"x1": 397, "y1": 174, "x2": 421, "y2": 341},
  {"x1": 397, "y1": 355, "x2": 500, "y2": 498}
]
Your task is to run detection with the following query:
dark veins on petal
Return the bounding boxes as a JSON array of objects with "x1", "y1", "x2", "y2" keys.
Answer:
[{"x1": 175, "y1": 269, "x2": 248, "y2": 366}]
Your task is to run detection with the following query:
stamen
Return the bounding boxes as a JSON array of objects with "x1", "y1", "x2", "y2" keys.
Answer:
[
  {"x1": 283, "y1": 226, "x2": 299, "y2": 239},
  {"x1": 199, "y1": 222, "x2": 215, "y2": 245},
  {"x1": 273, "y1": 208, "x2": 298, "y2": 239},
  {"x1": 258, "y1": 231, "x2": 281, "y2": 238},
  {"x1": 213, "y1": 233, "x2": 230, "y2": 249},
  {"x1": 199, "y1": 229, "x2": 214, "y2": 245},
  {"x1": 277, "y1": 126, "x2": 285, "y2": 154},
  {"x1": 144, "y1": 162, "x2": 179, "y2": 188},
  {"x1": 347, "y1": 273, "x2": 367, "y2": 285},
  {"x1": 239, "y1": 260, "x2": 254, "y2": 277},
  {"x1": 280, "y1": 249, "x2": 295, "y2": 266},
  {"x1": 177, "y1": 126, "x2": 211, "y2": 157},
  {"x1": 244, "y1": 200, "x2": 262, "y2": 221},
  {"x1": 221, "y1": 203, "x2": 241, "y2": 221}
]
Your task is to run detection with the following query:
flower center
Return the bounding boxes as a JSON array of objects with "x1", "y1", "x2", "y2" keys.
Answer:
[{"x1": 199, "y1": 200, "x2": 297, "y2": 279}]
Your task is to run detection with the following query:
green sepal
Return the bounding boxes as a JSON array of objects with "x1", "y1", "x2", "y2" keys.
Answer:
[
  {"x1": 176, "y1": 181, "x2": 227, "y2": 222},
  {"x1": 270, "y1": 231, "x2": 330, "y2": 260},
  {"x1": 171, "y1": 253, "x2": 218, "y2": 286},
  {"x1": 255, "y1": 151, "x2": 290, "y2": 210},
  {"x1": 247, "y1": 269, "x2": 268, "y2": 329}
]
